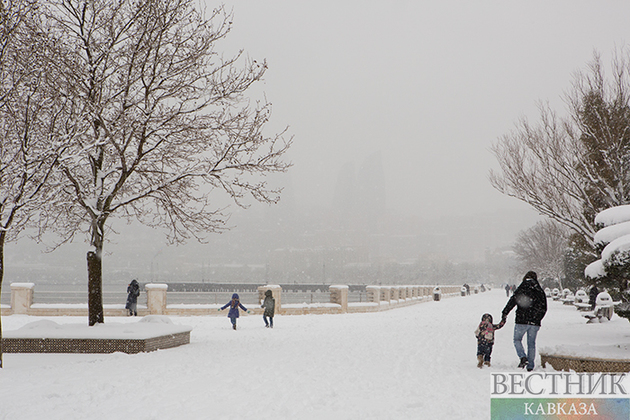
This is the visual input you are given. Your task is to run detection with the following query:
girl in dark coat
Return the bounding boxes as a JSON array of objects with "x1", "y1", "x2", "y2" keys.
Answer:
[
  {"x1": 261, "y1": 289, "x2": 275, "y2": 328},
  {"x1": 475, "y1": 313, "x2": 505, "y2": 368},
  {"x1": 126, "y1": 279, "x2": 140, "y2": 316},
  {"x1": 220, "y1": 293, "x2": 248, "y2": 330}
]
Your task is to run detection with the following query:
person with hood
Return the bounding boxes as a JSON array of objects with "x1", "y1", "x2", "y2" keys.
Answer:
[
  {"x1": 125, "y1": 279, "x2": 140, "y2": 316},
  {"x1": 261, "y1": 289, "x2": 275, "y2": 328},
  {"x1": 501, "y1": 271, "x2": 547, "y2": 371},
  {"x1": 475, "y1": 313, "x2": 505, "y2": 368},
  {"x1": 220, "y1": 293, "x2": 248, "y2": 330}
]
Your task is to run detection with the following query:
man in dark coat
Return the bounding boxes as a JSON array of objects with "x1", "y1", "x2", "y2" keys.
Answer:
[
  {"x1": 501, "y1": 271, "x2": 547, "y2": 371},
  {"x1": 125, "y1": 279, "x2": 140, "y2": 316}
]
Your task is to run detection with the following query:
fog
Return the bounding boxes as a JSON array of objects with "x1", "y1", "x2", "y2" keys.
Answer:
[
  {"x1": 219, "y1": 0, "x2": 630, "y2": 218},
  {"x1": 5, "y1": 1, "x2": 630, "y2": 288}
]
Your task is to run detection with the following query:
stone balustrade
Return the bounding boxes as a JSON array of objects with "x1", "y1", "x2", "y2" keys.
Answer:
[
  {"x1": 10, "y1": 283, "x2": 34, "y2": 314},
  {"x1": 1, "y1": 283, "x2": 472, "y2": 317}
]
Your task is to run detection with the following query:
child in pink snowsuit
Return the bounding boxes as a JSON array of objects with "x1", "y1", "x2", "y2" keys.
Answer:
[{"x1": 475, "y1": 313, "x2": 505, "y2": 368}]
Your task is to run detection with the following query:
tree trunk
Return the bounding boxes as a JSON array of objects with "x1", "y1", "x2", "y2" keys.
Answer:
[
  {"x1": 87, "y1": 251, "x2": 104, "y2": 326},
  {"x1": 0, "y1": 233, "x2": 5, "y2": 368}
]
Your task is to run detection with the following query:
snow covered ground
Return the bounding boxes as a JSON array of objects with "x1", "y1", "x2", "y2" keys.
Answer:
[{"x1": 2, "y1": 288, "x2": 630, "y2": 419}]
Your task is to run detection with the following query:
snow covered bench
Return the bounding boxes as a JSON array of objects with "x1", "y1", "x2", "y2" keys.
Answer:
[
  {"x1": 582, "y1": 292, "x2": 620, "y2": 323},
  {"x1": 559, "y1": 289, "x2": 575, "y2": 305},
  {"x1": 572, "y1": 290, "x2": 590, "y2": 310}
]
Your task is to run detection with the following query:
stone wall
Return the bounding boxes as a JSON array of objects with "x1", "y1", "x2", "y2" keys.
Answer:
[{"x1": 1, "y1": 283, "x2": 471, "y2": 317}]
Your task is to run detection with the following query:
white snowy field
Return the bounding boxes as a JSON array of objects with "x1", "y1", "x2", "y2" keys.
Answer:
[{"x1": 2, "y1": 288, "x2": 630, "y2": 420}]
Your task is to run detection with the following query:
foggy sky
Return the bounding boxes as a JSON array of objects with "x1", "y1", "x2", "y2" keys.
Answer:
[
  {"x1": 5, "y1": 1, "x2": 630, "y2": 287},
  {"x1": 215, "y1": 0, "x2": 630, "y2": 219}
]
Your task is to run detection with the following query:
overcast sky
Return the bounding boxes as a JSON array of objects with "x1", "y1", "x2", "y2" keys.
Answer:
[
  {"x1": 210, "y1": 0, "x2": 630, "y2": 220},
  {"x1": 9, "y1": 1, "x2": 630, "y2": 285}
]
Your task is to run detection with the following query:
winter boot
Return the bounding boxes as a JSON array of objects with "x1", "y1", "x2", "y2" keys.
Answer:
[
  {"x1": 484, "y1": 360, "x2": 491, "y2": 367},
  {"x1": 477, "y1": 355, "x2": 484, "y2": 368},
  {"x1": 518, "y1": 357, "x2": 528, "y2": 368}
]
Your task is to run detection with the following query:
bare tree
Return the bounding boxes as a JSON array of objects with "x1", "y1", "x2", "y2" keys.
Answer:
[
  {"x1": 490, "y1": 51, "x2": 630, "y2": 256},
  {"x1": 0, "y1": 0, "x2": 67, "y2": 366},
  {"x1": 512, "y1": 220, "x2": 570, "y2": 289},
  {"x1": 39, "y1": 0, "x2": 291, "y2": 325}
]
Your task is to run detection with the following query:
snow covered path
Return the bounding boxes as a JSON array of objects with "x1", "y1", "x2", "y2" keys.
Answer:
[{"x1": 2, "y1": 288, "x2": 630, "y2": 419}]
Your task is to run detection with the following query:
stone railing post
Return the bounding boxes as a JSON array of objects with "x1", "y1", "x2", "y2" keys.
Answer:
[
  {"x1": 366, "y1": 286, "x2": 381, "y2": 305},
  {"x1": 390, "y1": 286, "x2": 399, "y2": 302},
  {"x1": 258, "y1": 285, "x2": 282, "y2": 314},
  {"x1": 380, "y1": 286, "x2": 391, "y2": 303},
  {"x1": 11, "y1": 283, "x2": 34, "y2": 314},
  {"x1": 146, "y1": 283, "x2": 168, "y2": 315},
  {"x1": 329, "y1": 285, "x2": 349, "y2": 313}
]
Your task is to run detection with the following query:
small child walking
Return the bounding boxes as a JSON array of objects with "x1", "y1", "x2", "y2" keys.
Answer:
[
  {"x1": 475, "y1": 313, "x2": 505, "y2": 368},
  {"x1": 261, "y1": 289, "x2": 275, "y2": 328},
  {"x1": 220, "y1": 293, "x2": 248, "y2": 330}
]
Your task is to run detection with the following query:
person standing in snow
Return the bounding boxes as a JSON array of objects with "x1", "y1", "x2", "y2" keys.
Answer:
[
  {"x1": 501, "y1": 271, "x2": 547, "y2": 371},
  {"x1": 589, "y1": 285, "x2": 599, "y2": 310},
  {"x1": 261, "y1": 289, "x2": 275, "y2": 328},
  {"x1": 475, "y1": 313, "x2": 505, "y2": 368},
  {"x1": 220, "y1": 293, "x2": 248, "y2": 330},
  {"x1": 125, "y1": 279, "x2": 140, "y2": 316}
]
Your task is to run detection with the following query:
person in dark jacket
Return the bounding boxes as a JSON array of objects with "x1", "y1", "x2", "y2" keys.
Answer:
[
  {"x1": 220, "y1": 293, "x2": 248, "y2": 330},
  {"x1": 261, "y1": 289, "x2": 275, "y2": 328},
  {"x1": 125, "y1": 279, "x2": 140, "y2": 316},
  {"x1": 589, "y1": 285, "x2": 599, "y2": 310},
  {"x1": 501, "y1": 271, "x2": 547, "y2": 371}
]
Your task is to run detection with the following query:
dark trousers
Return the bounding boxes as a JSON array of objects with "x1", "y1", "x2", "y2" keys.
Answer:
[
  {"x1": 263, "y1": 315, "x2": 273, "y2": 327},
  {"x1": 477, "y1": 341, "x2": 493, "y2": 362}
]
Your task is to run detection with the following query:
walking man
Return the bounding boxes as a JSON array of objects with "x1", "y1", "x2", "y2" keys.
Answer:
[{"x1": 502, "y1": 271, "x2": 547, "y2": 371}]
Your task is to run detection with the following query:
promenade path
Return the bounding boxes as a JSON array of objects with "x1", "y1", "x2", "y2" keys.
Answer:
[{"x1": 2, "y1": 288, "x2": 627, "y2": 419}]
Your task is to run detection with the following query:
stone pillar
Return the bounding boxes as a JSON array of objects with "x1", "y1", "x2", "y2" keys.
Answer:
[
  {"x1": 390, "y1": 286, "x2": 399, "y2": 302},
  {"x1": 11, "y1": 283, "x2": 34, "y2": 314},
  {"x1": 366, "y1": 286, "x2": 381, "y2": 305},
  {"x1": 258, "y1": 285, "x2": 282, "y2": 314},
  {"x1": 146, "y1": 283, "x2": 168, "y2": 315},
  {"x1": 380, "y1": 286, "x2": 391, "y2": 303},
  {"x1": 329, "y1": 285, "x2": 349, "y2": 313}
]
